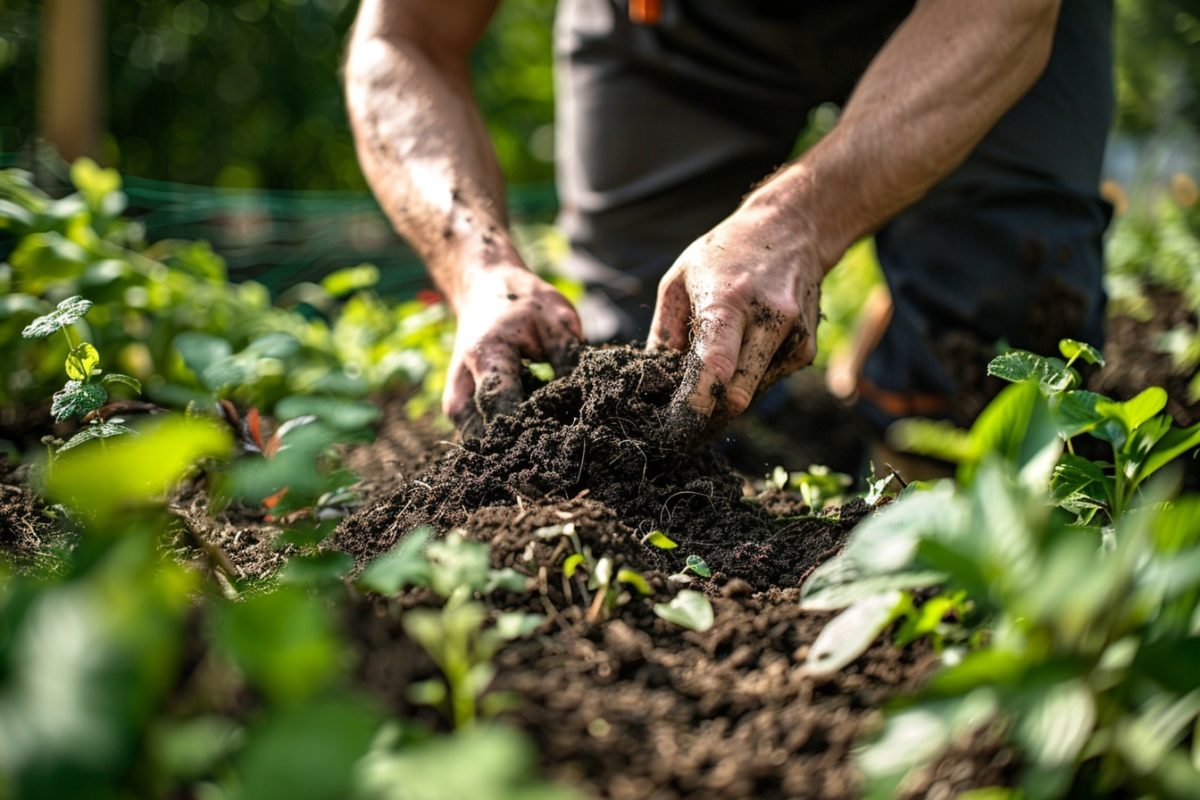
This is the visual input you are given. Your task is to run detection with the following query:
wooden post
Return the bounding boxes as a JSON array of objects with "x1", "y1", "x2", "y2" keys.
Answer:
[{"x1": 40, "y1": 0, "x2": 105, "y2": 162}]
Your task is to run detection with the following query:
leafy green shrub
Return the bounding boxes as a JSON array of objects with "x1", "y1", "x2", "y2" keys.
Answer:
[{"x1": 801, "y1": 342, "x2": 1200, "y2": 798}]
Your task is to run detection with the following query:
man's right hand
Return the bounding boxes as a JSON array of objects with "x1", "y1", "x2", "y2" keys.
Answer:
[{"x1": 444, "y1": 263, "x2": 583, "y2": 435}]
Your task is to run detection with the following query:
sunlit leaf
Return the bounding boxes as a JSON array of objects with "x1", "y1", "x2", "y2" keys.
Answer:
[
  {"x1": 653, "y1": 590, "x2": 714, "y2": 632},
  {"x1": 57, "y1": 421, "x2": 137, "y2": 452},
  {"x1": 562, "y1": 553, "x2": 585, "y2": 579},
  {"x1": 644, "y1": 530, "x2": 677, "y2": 549},
  {"x1": 987, "y1": 350, "x2": 1076, "y2": 393},
  {"x1": 806, "y1": 591, "x2": 905, "y2": 676},
  {"x1": 21, "y1": 295, "x2": 93, "y2": 338},
  {"x1": 320, "y1": 263, "x2": 379, "y2": 297},
  {"x1": 46, "y1": 416, "x2": 232, "y2": 521},
  {"x1": 617, "y1": 568, "x2": 652, "y2": 595},
  {"x1": 51, "y1": 380, "x2": 107, "y2": 422},
  {"x1": 100, "y1": 373, "x2": 142, "y2": 394},
  {"x1": 1059, "y1": 338, "x2": 1105, "y2": 366},
  {"x1": 684, "y1": 554, "x2": 712, "y2": 578},
  {"x1": 64, "y1": 342, "x2": 99, "y2": 381},
  {"x1": 213, "y1": 586, "x2": 341, "y2": 705}
]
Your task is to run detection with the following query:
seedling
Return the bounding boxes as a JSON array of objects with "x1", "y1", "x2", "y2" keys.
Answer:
[
  {"x1": 22, "y1": 295, "x2": 144, "y2": 454},
  {"x1": 769, "y1": 464, "x2": 852, "y2": 510},
  {"x1": 653, "y1": 589, "x2": 714, "y2": 633},
  {"x1": 358, "y1": 529, "x2": 539, "y2": 728},
  {"x1": 668, "y1": 554, "x2": 712, "y2": 585}
]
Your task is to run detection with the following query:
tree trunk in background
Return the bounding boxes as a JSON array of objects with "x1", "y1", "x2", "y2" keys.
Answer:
[{"x1": 40, "y1": 0, "x2": 104, "y2": 162}]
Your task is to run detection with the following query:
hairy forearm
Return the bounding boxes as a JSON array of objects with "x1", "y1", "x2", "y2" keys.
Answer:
[
  {"x1": 748, "y1": 0, "x2": 1063, "y2": 269},
  {"x1": 344, "y1": 16, "x2": 518, "y2": 310}
]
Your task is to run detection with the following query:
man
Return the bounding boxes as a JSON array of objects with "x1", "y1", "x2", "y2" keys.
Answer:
[{"x1": 344, "y1": 0, "x2": 1112, "y2": 440}]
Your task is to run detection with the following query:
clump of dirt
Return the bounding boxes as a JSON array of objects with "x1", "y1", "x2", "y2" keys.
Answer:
[
  {"x1": 0, "y1": 458, "x2": 69, "y2": 574},
  {"x1": 337, "y1": 345, "x2": 857, "y2": 588}
]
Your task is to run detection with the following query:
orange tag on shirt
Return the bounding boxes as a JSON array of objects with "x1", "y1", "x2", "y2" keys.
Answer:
[{"x1": 629, "y1": 0, "x2": 662, "y2": 25}]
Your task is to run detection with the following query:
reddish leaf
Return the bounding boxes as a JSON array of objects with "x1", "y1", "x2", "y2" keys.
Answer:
[{"x1": 246, "y1": 407, "x2": 266, "y2": 452}]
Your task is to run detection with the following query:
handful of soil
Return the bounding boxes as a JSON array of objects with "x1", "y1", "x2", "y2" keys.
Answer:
[{"x1": 338, "y1": 345, "x2": 845, "y2": 586}]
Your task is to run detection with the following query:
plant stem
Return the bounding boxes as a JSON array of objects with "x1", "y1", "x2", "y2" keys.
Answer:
[{"x1": 61, "y1": 326, "x2": 76, "y2": 351}]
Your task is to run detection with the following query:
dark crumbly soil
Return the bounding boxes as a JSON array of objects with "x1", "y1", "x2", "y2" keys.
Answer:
[
  {"x1": 337, "y1": 346, "x2": 858, "y2": 589},
  {"x1": 335, "y1": 345, "x2": 1011, "y2": 799},
  {"x1": 0, "y1": 458, "x2": 69, "y2": 573}
]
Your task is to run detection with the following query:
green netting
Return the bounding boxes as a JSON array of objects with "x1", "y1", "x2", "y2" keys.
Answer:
[{"x1": 1, "y1": 151, "x2": 559, "y2": 298}]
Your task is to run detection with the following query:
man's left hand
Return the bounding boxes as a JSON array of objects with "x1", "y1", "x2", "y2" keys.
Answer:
[{"x1": 647, "y1": 202, "x2": 823, "y2": 432}]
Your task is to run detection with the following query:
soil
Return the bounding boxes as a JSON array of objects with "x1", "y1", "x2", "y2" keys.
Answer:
[
  {"x1": 333, "y1": 345, "x2": 1006, "y2": 799},
  {"x1": 0, "y1": 458, "x2": 68, "y2": 574}
]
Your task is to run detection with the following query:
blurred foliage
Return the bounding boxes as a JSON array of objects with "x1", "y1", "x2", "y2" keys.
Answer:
[
  {"x1": 0, "y1": 159, "x2": 456, "y2": 440},
  {"x1": 1114, "y1": 0, "x2": 1200, "y2": 135},
  {"x1": 0, "y1": 0, "x2": 555, "y2": 190},
  {"x1": 1, "y1": 0, "x2": 1197, "y2": 190}
]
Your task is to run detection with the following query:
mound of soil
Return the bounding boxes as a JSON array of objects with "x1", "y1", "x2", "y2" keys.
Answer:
[
  {"x1": 335, "y1": 346, "x2": 1009, "y2": 799},
  {"x1": 337, "y1": 346, "x2": 856, "y2": 589}
]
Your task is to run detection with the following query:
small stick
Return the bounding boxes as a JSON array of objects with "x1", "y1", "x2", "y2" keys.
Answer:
[{"x1": 169, "y1": 505, "x2": 241, "y2": 581}]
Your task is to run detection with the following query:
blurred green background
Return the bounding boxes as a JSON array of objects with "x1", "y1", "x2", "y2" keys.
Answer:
[
  {"x1": 1, "y1": 0, "x2": 1197, "y2": 191},
  {"x1": 0, "y1": 0, "x2": 1197, "y2": 295}
]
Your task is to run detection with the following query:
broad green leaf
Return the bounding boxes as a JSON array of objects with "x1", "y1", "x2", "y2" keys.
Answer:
[
  {"x1": 888, "y1": 419, "x2": 974, "y2": 466},
  {"x1": 20, "y1": 295, "x2": 92, "y2": 338},
  {"x1": 57, "y1": 421, "x2": 137, "y2": 452},
  {"x1": 236, "y1": 697, "x2": 381, "y2": 800},
  {"x1": 800, "y1": 568, "x2": 944, "y2": 612},
  {"x1": 244, "y1": 332, "x2": 301, "y2": 359},
  {"x1": 1152, "y1": 497, "x2": 1200, "y2": 553},
  {"x1": 153, "y1": 716, "x2": 244, "y2": 782},
  {"x1": 1013, "y1": 680, "x2": 1096, "y2": 768},
  {"x1": 492, "y1": 612, "x2": 543, "y2": 641},
  {"x1": 46, "y1": 416, "x2": 232, "y2": 521},
  {"x1": 426, "y1": 533, "x2": 492, "y2": 599},
  {"x1": 644, "y1": 530, "x2": 678, "y2": 549},
  {"x1": 987, "y1": 350, "x2": 1076, "y2": 393},
  {"x1": 617, "y1": 568, "x2": 652, "y2": 595},
  {"x1": 653, "y1": 590, "x2": 714, "y2": 632},
  {"x1": 562, "y1": 553, "x2": 585, "y2": 579},
  {"x1": 1050, "y1": 454, "x2": 1110, "y2": 513},
  {"x1": 1050, "y1": 390, "x2": 1107, "y2": 438},
  {"x1": 859, "y1": 691, "x2": 999, "y2": 793},
  {"x1": 10, "y1": 233, "x2": 90, "y2": 292},
  {"x1": 64, "y1": 342, "x2": 99, "y2": 381},
  {"x1": 174, "y1": 331, "x2": 233, "y2": 377},
  {"x1": 320, "y1": 263, "x2": 379, "y2": 296},
  {"x1": 214, "y1": 587, "x2": 342, "y2": 705},
  {"x1": 485, "y1": 568, "x2": 529, "y2": 594},
  {"x1": 50, "y1": 380, "x2": 107, "y2": 422},
  {"x1": 100, "y1": 372, "x2": 142, "y2": 394},
  {"x1": 684, "y1": 554, "x2": 712, "y2": 578},
  {"x1": 526, "y1": 361, "x2": 555, "y2": 382},
  {"x1": 1137, "y1": 421, "x2": 1200, "y2": 486},
  {"x1": 356, "y1": 725, "x2": 582, "y2": 800},
  {"x1": 1059, "y1": 338, "x2": 1105, "y2": 366},
  {"x1": 1097, "y1": 388, "x2": 1169, "y2": 437},
  {"x1": 278, "y1": 550, "x2": 355, "y2": 587},
  {"x1": 1115, "y1": 690, "x2": 1200, "y2": 775},
  {"x1": 805, "y1": 591, "x2": 905, "y2": 676},
  {"x1": 358, "y1": 527, "x2": 433, "y2": 594},
  {"x1": 275, "y1": 395, "x2": 381, "y2": 432}
]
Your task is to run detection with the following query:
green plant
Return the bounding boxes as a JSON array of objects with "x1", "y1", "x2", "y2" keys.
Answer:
[
  {"x1": 770, "y1": 463, "x2": 853, "y2": 511},
  {"x1": 359, "y1": 529, "x2": 540, "y2": 729},
  {"x1": 21, "y1": 294, "x2": 143, "y2": 453},
  {"x1": 799, "y1": 344, "x2": 1200, "y2": 798}
]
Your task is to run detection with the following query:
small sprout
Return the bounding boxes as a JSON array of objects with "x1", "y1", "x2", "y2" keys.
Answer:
[
  {"x1": 1059, "y1": 338, "x2": 1104, "y2": 367},
  {"x1": 562, "y1": 552, "x2": 586, "y2": 579},
  {"x1": 590, "y1": 556, "x2": 612, "y2": 590},
  {"x1": 683, "y1": 555, "x2": 712, "y2": 578},
  {"x1": 21, "y1": 295, "x2": 93, "y2": 339},
  {"x1": 667, "y1": 573, "x2": 693, "y2": 586},
  {"x1": 865, "y1": 468, "x2": 896, "y2": 506},
  {"x1": 617, "y1": 568, "x2": 652, "y2": 596},
  {"x1": 653, "y1": 590, "x2": 714, "y2": 632},
  {"x1": 643, "y1": 530, "x2": 678, "y2": 550},
  {"x1": 525, "y1": 361, "x2": 555, "y2": 382},
  {"x1": 534, "y1": 523, "x2": 566, "y2": 539},
  {"x1": 770, "y1": 465, "x2": 788, "y2": 490}
]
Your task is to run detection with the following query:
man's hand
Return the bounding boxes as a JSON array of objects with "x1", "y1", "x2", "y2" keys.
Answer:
[
  {"x1": 445, "y1": 264, "x2": 582, "y2": 435},
  {"x1": 647, "y1": 202, "x2": 823, "y2": 432}
]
